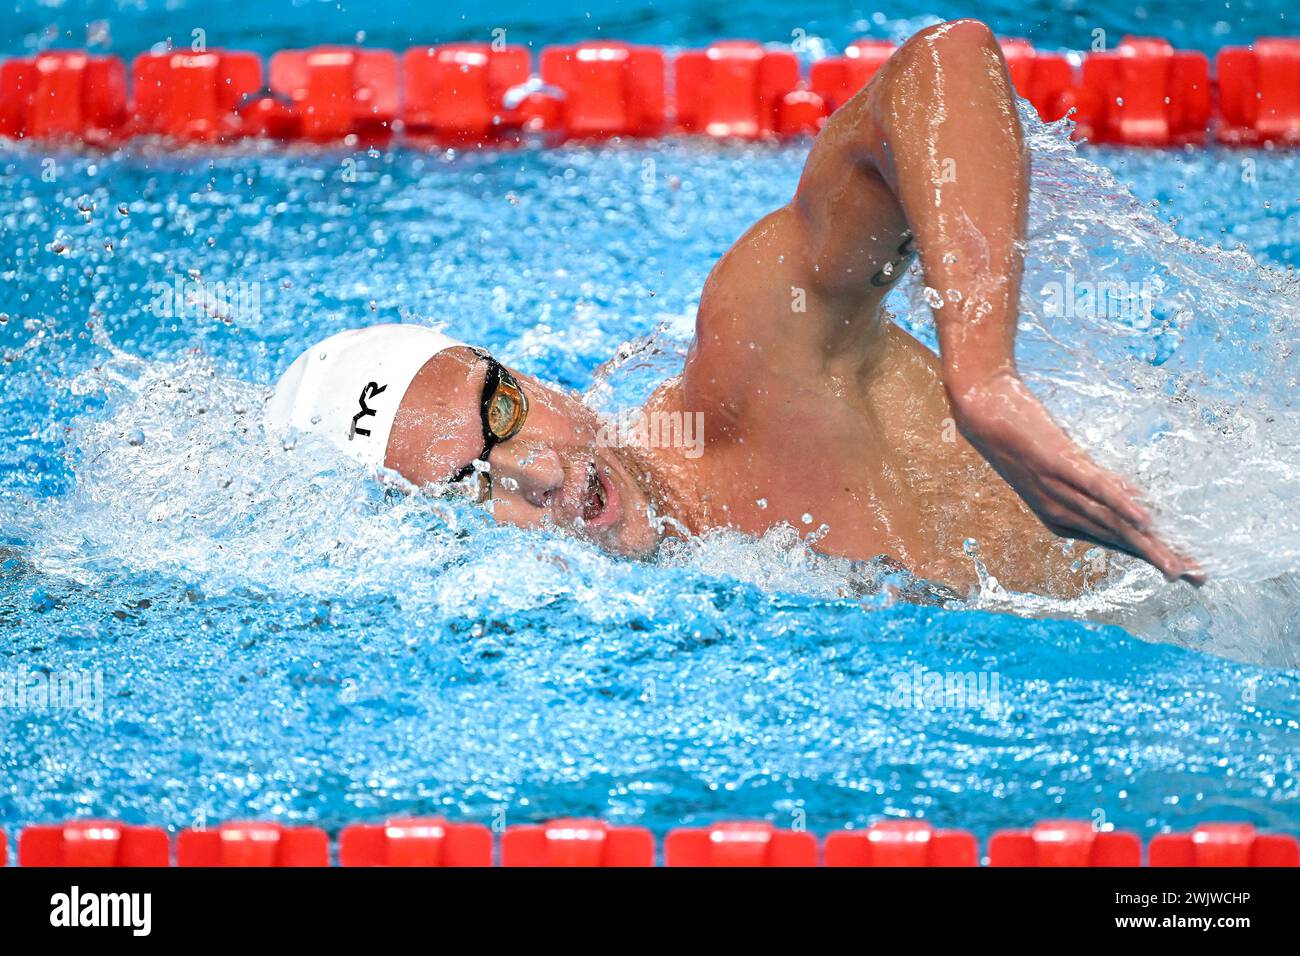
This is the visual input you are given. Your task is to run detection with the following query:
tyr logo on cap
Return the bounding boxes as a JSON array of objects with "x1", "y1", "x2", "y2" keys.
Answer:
[{"x1": 350, "y1": 382, "x2": 387, "y2": 439}]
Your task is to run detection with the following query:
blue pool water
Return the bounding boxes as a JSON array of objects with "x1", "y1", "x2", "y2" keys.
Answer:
[{"x1": 1, "y1": 2, "x2": 1299, "y2": 840}]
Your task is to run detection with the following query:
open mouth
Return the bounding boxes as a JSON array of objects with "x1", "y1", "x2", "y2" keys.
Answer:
[{"x1": 580, "y1": 463, "x2": 608, "y2": 524}]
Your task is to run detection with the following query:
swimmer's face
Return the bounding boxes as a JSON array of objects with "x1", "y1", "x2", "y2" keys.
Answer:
[{"x1": 386, "y1": 347, "x2": 660, "y2": 556}]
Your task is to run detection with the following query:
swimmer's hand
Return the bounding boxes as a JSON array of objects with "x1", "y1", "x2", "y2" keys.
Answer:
[{"x1": 953, "y1": 371, "x2": 1205, "y2": 586}]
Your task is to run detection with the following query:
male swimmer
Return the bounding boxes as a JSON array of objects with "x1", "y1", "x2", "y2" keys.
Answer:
[{"x1": 266, "y1": 19, "x2": 1202, "y2": 595}]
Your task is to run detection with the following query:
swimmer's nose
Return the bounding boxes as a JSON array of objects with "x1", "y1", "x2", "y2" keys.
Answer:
[{"x1": 493, "y1": 443, "x2": 565, "y2": 509}]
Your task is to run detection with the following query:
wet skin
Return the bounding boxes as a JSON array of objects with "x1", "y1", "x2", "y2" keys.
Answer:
[{"x1": 386, "y1": 19, "x2": 1202, "y2": 596}]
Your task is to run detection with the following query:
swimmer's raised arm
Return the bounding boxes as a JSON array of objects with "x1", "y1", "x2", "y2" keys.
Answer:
[{"x1": 801, "y1": 19, "x2": 1203, "y2": 583}]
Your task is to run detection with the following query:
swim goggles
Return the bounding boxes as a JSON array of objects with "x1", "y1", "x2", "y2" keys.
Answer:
[{"x1": 448, "y1": 348, "x2": 529, "y2": 502}]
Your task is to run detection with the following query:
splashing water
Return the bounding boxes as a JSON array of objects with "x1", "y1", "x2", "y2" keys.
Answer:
[
  {"x1": 922, "y1": 105, "x2": 1300, "y2": 665},
  {"x1": 1, "y1": 102, "x2": 1298, "y2": 836}
]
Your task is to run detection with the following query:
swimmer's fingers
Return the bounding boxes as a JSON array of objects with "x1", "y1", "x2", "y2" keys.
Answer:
[
  {"x1": 1042, "y1": 476, "x2": 1204, "y2": 585},
  {"x1": 1057, "y1": 453, "x2": 1153, "y2": 532},
  {"x1": 1081, "y1": 483, "x2": 1206, "y2": 585}
]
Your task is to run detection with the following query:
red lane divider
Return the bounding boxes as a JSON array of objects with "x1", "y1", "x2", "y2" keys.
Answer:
[
  {"x1": 339, "y1": 818, "x2": 493, "y2": 866},
  {"x1": 824, "y1": 820, "x2": 978, "y2": 866},
  {"x1": 0, "y1": 51, "x2": 127, "y2": 143},
  {"x1": 402, "y1": 43, "x2": 531, "y2": 143},
  {"x1": 19, "y1": 822, "x2": 170, "y2": 867},
  {"x1": 1073, "y1": 36, "x2": 1211, "y2": 145},
  {"x1": 177, "y1": 822, "x2": 330, "y2": 867},
  {"x1": 1218, "y1": 38, "x2": 1300, "y2": 143},
  {"x1": 3, "y1": 37, "x2": 1300, "y2": 146},
  {"x1": 809, "y1": 38, "x2": 894, "y2": 113},
  {"x1": 1148, "y1": 823, "x2": 1300, "y2": 867},
  {"x1": 1, "y1": 828, "x2": 7, "y2": 866},
  {"x1": 132, "y1": 49, "x2": 261, "y2": 142},
  {"x1": 1000, "y1": 38, "x2": 1076, "y2": 123},
  {"x1": 4, "y1": 818, "x2": 1299, "y2": 865},
  {"x1": 502, "y1": 818, "x2": 655, "y2": 866},
  {"x1": 674, "y1": 40, "x2": 816, "y2": 139},
  {"x1": 268, "y1": 46, "x2": 398, "y2": 141},
  {"x1": 665, "y1": 821, "x2": 819, "y2": 866},
  {"x1": 989, "y1": 820, "x2": 1142, "y2": 866},
  {"x1": 541, "y1": 42, "x2": 666, "y2": 140}
]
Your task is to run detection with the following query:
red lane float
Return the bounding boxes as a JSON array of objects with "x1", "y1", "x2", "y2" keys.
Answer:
[
  {"x1": 0, "y1": 51, "x2": 126, "y2": 142},
  {"x1": 1074, "y1": 36, "x2": 1211, "y2": 145},
  {"x1": 1148, "y1": 823, "x2": 1300, "y2": 867},
  {"x1": 664, "y1": 821, "x2": 818, "y2": 866},
  {"x1": 541, "y1": 42, "x2": 666, "y2": 139},
  {"x1": 675, "y1": 41, "x2": 822, "y2": 138},
  {"x1": 502, "y1": 818, "x2": 655, "y2": 866},
  {"x1": 268, "y1": 46, "x2": 398, "y2": 140},
  {"x1": 402, "y1": 44, "x2": 531, "y2": 143},
  {"x1": 809, "y1": 39, "x2": 894, "y2": 113},
  {"x1": 132, "y1": 50, "x2": 261, "y2": 141},
  {"x1": 1218, "y1": 38, "x2": 1300, "y2": 143},
  {"x1": 824, "y1": 820, "x2": 978, "y2": 867},
  {"x1": 989, "y1": 820, "x2": 1142, "y2": 866},
  {"x1": 4, "y1": 818, "x2": 1300, "y2": 865},
  {"x1": 19, "y1": 822, "x2": 170, "y2": 867},
  {"x1": 339, "y1": 817, "x2": 493, "y2": 866},
  {"x1": 177, "y1": 821, "x2": 329, "y2": 867},
  {"x1": 999, "y1": 39, "x2": 1076, "y2": 122},
  {"x1": 0, "y1": 828, "x2": 6, "y2": 866},
  {"x1": 3, "y1": 37, "x2": 1300, "y2": 147}
]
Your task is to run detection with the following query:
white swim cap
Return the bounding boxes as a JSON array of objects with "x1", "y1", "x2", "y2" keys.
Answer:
[{"x1": 265, "y1": 324, "x2": 468, "y2": 469}]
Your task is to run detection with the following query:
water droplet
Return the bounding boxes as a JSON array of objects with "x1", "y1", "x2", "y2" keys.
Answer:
[
  {"x1": 923, "y1": 286, "x2": 944, "y2": 308},
  {"x1": 801, "y1": 513, "x2": 813, "y2": 524},
  {"x1": 126, "y1": 429, "x2": 145, "y2": 446},
  {"x1": 756, "y1": 498, "x2": 767, "y2": 510},
  {"x1": 117, "y1": 203, "x2": 129, "y2": 216},
  {"x1": 962, "y1": 537, "x2": 980, "y2": 555}
]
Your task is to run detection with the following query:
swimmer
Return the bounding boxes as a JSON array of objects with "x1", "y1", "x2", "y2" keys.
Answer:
[{"x1": 266, "y1": 19, "x2": 1203, "y2": 595}]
